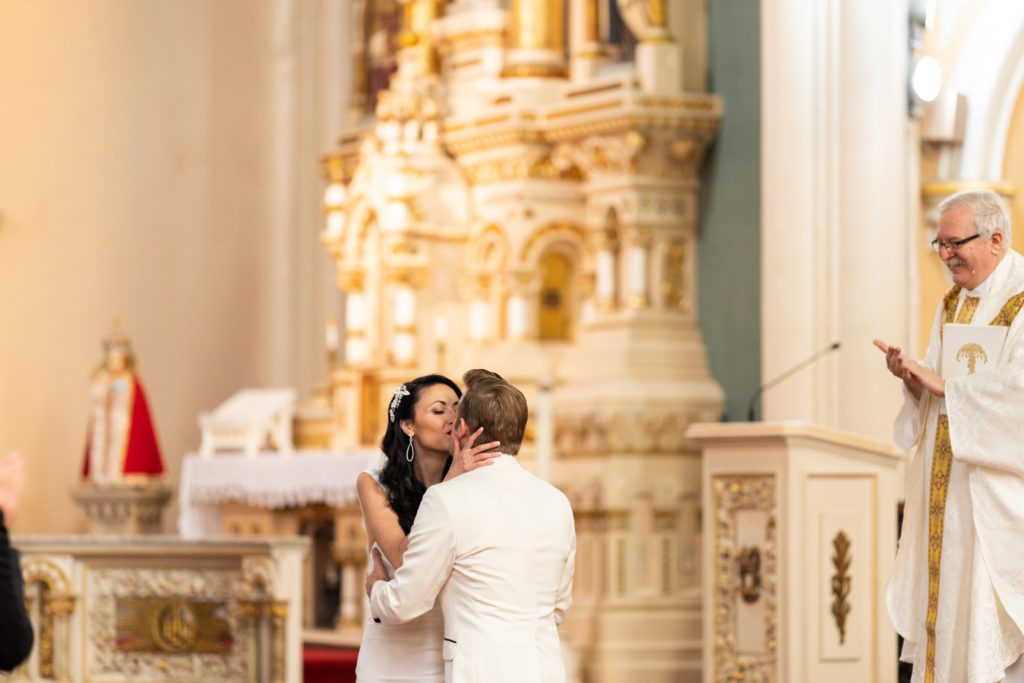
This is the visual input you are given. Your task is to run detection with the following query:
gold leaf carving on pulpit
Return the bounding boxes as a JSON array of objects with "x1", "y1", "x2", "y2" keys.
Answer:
[{"x1": 830, "y1": 531, "x2": 852, "y2": 645}]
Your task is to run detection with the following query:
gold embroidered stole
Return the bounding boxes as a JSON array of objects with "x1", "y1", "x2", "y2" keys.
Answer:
[
  {"x1": 924, "y1": 286, "x2": 1024, "y2": 682},
  {"x1": 924, "y1": 414, "x2": 953, "y2": 683}
]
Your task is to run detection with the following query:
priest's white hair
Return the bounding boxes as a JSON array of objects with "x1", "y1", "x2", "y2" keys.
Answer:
[{"x1": 937, "y1": 189, "x2": 1013, "y2": 248}]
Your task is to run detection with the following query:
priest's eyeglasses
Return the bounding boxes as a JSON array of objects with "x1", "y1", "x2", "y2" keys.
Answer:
[{"x1": 931, "y1": 233, "x2": 981, "y2": 253}]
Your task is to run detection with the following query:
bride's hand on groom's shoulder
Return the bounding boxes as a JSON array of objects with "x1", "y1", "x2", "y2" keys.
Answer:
[{"x1": 445, "y1": 427, "x2": 500, "y2": 482}]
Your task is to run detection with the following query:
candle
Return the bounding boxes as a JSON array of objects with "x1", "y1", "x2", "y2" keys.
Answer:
[
  {"x1": 346, "y1": 292, "x2": 365, "y2": 332},
  {"x1": 596, "y1": 250, "x2": 615, "y2": 300},
  {"x1": 469, "y1": 300, "x2": 488, "y2": 341},
  {"x1": 394, "y1": 286, "x2": 416, "y2": 327},
  {"x1": 506, "y1": 296, "x2": 527, "y2": 339},
  {"x1": 325, "y1": 318, "x2": 339, "y2": 351},
  {"x1": 628, "y1": 245, "x2": 647, "y2": 297}
]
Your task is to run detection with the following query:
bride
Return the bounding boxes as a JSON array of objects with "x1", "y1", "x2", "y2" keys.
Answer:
[{"x1": 355, "y1": 374, "x2": 498, "y2": 681}]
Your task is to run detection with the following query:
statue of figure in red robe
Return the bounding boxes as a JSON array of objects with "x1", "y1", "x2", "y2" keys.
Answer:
[{"x1": 81, "y1": 322, "x2": 165, "y2": 485}]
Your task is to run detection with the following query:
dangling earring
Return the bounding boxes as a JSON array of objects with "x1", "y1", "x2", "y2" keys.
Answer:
[{"x1": 406, "y1": 434, "x2": 415, "y2": 462}]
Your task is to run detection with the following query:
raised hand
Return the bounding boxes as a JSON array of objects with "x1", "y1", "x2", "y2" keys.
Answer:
[
  {"x1": 873, "y1": 339, "x2": 936, "y2": 399},
  {"x1": 0, "y1": 453, "x2": 24, "y2": 528},
  {"x1": 444, "y1": 426, "x2": 500, "y2": 482}
]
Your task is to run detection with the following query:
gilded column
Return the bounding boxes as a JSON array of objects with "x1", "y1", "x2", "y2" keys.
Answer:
[
  {"x1": 400, "y1": 0, "x2": 446, "y2": 77},
  {"x1": 464, "y1": 276, "x2": 490, "y2": 342},
  {"x1": 570, "y1": 0, "x2": 607, "y2": 80},
  {"x1": 271, "y1": 602, "x2": 288, "y2": 683},
  {"x1": 625, "y1": 228, "x2": 651, "y2": 308},
  {"x1": 351, "y1": 0, "x2": 369, "y2": 112},
  {"x1": 594, "y1": 232, "x2": 618, "y2": 310},
  {"x1": 616, "y1": 0, "x2": 671, "y2": 43},
  {"x1": 501, "y1": 0, "x2": 568, "y2": 78},
  {"x1": 504, "y1": 272, "x2": 540, "y2": 341},
  {"x1": 505, "y1": 294, "x2": 529, "y2": 340},
  {"x1": 618, "y1": 0, "x2": 679, "y2": 93}
]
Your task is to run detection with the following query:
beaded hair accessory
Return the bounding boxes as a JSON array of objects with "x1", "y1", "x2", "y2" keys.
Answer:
[{"x1": 389, "y1": 384, "x2": 410, "y2": 423}]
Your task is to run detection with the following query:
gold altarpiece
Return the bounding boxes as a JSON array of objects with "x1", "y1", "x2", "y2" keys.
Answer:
[{"x1": 319, "y1": 1, "x2": 722, "y2": 680}]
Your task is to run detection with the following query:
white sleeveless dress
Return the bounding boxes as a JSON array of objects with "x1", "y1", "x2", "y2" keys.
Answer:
[{"x1": 355, "y1": 469, "x2": 444, "y2": 682}]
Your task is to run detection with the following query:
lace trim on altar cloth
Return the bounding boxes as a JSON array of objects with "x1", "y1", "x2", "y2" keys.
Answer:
[{"x1": 180, "y1": 450, "x2": 383, "y2": 509}]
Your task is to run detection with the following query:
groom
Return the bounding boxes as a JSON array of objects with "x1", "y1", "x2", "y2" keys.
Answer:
[{"x1": 365, "y1": 369, "x2": 577, "y2": 683}]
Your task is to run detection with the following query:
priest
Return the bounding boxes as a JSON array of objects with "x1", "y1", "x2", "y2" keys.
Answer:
[{"x1": 875, "y1": 189, "x2": 1024, "y2": 682}]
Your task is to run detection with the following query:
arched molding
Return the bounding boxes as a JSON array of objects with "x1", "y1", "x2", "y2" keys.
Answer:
[
  {"x1": 949, "y1": 4, "x2": 1024, "y2": 180},
  {"x1": 466, "y1": 224, "x2": 510, "y2": 271},
  {"x1": 344, "y1": 198, "x2": 380, "y2": 269},
  {"x1": 519, "y1": 221, "x2": 591, "y2": 268},
  {"x1": 22, "y1": 558, "x2": 71, "y2": 596}
]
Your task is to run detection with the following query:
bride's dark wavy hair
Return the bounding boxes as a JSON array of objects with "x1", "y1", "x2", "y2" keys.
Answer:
[{"x1": 379, "y1": 374, "x2": 461, "y2": 534}]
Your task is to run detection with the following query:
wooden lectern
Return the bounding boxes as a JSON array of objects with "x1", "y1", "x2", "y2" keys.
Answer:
[{"x1": 687, "y1": 422, "x2": 903, "y2": 683}]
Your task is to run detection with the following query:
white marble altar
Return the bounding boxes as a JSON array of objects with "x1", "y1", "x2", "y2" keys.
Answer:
[{"x1": 6, "y1": 535, "x2": 308, "y2": 683}]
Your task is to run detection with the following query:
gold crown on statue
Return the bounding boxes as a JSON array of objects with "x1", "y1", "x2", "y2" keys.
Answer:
[{"x1": 102, "y1": 317, "x2": 135, "y2": 363}]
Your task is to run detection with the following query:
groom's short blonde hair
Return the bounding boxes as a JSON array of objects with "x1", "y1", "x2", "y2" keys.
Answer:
[{"x1": 458, "y1": 369, "x2": 528, "y2": 454}]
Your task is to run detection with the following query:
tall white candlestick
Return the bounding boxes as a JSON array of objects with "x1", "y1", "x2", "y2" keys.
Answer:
[
  {"x1": 506, "y1": 295, "x2": 527, "y2": 339},
  {"x1": 325, "y1": 318, "x2": 339, "y2": 351},
  {"x1": 596, "y1": 250, "x2": 615, "y2": 300},
  {"x1": 628, "y1": 245, "x2": 647, "y2": 298},
  {"x1": 346, "y1": 292, "x2": 365, "y2": 332},
  {"x1": 394, "y1": 286, "x2": 416, "y2": 327},
  {"x1": 536, "y1": 377, "x2": 553, "y2": 482},
  {"x1": 469, "y1": 300, "x2": 488, "y2": 341}
]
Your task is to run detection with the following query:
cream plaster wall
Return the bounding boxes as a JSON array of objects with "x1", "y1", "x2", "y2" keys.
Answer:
[
  {"x1": 761, "y1": 0, "x2": 911, "y2": 441},
  {"x1": 0, "y1": 0, "x2": 348, "y2": 534}
]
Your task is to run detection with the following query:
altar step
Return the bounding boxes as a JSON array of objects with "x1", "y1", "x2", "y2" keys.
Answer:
[{"x1": 303, "y1": 645, "x2": 358, "y2": 683}]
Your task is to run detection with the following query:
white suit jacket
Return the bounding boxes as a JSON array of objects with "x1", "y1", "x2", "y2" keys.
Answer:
[{"x1": 369, "y1": 454, "x2": 576, "y2": 683}]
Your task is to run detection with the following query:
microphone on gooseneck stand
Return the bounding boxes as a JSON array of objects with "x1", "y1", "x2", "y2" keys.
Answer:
[{"x1": 746, "y1": 342, "x2": 842, "y2": 422}]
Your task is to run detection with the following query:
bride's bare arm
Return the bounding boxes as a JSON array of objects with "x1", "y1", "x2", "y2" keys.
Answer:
[{"x1": 356, "y1": 472, "x2": 410, "y2": 570}]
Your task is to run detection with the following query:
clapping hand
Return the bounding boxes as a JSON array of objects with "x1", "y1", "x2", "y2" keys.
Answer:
[
  {"x1": 444, "y1": 427, "x2": 500, "y2": 482},
  {"x1": 873, "y1": 339, "x2": 944, "y2": 399}
]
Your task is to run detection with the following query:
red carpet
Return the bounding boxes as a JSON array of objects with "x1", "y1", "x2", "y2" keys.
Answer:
[{"x1": 303, "y1": 645, "x2": 359, "y2": 683}]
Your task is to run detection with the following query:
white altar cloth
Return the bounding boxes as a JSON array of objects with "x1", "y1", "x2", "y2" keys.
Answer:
[{"x1": 178, "y1": 449, "x2": 382, "y2": 538}]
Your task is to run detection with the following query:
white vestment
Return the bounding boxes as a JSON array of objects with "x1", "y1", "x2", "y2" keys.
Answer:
[
  {"x1": 369, "y1": 454, "x2": 576, "y2": 683},
  {"x1": 887, "y1": 251, "x2": 1024, "y2": 683}
]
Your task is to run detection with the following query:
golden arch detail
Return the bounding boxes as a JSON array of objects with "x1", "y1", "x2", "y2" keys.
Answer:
[
  {"x1": 519, "y1": 222, "x2": 589, "y2": 265},
  {"x1": 468, "y1": 224, "x2": 510, "y2": 270},
  {"x1": 21, "y1": 558, "x2": 71, "y2": 596}
]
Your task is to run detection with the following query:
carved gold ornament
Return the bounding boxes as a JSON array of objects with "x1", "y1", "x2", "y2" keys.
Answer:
[
  {"x1": 661, "y1": 242, "x2": 687, "y2": 310},
  {"x1": 830, "y1": 531, "x2": 852, "y2": 645},
  {"x1": 736, "y1": 546, "x2": 761, "y2": 603},
  {"x1": 116, "y1": 597, "x2": 233, "y2": 655},
  {"x1": 711, "y1": 475, "x2": 777, "y2": 682}
]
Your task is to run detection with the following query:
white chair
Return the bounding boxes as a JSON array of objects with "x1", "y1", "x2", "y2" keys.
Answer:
[{"x1": 198, "y1": 388, "x2": 297, "y2": 457}]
